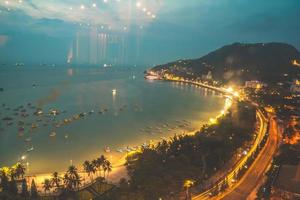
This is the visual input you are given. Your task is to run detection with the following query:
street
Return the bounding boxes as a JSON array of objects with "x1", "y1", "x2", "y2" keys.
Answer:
[{"x1": 219, "y1": 116, "x2": 279, "y2": 200}]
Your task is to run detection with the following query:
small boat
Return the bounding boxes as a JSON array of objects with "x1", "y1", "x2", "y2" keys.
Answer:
[
  {"x1": 26, "y1": 146, "x2": 34, "y2": 152},
  {"x1": 49, "y1": 132, "x2": 57, "y2": 137},
  {"x1": 7, "y1": 122, "x2": 13, "y2": 126},
  {"x1": 73, "y1": 115, "x2": 80, "y2": 120},
  {"x1": 49, "y1": 109, "x2": 59, "y2": 116},
  {"x1": 79, "y1": 113, "x2": 86, "y2": 118},
  {"x1": 25, "y1": 138, "x2": 32, "y2": 142},
  {"x1": 104, "y1": 146, "x2": 111, "y2": 153},
  {"x1": 2, "y1": 117, "x2": 13, "y2": 121},
  {"x1": 31, "y1": 123, "x2": 38, "y2": 129},
  {"x1": 116, "y1": 149, "x2": 124, "y2": 153},
  {"x1": 64, "y1": 134, "x2": 69, "y2": 139},
  {"x1": 18, "y1": 132, "x2": 24, "y2": 137},
  {"x1": 63, "y1": 119, "x2": 71, "y2": 124},
  {"x1": 112, "y1": 89, "x2": 117, "y2": 95}
]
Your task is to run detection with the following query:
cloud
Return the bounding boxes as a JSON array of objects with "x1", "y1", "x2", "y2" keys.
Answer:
[
  {"x1": 0, "y1": 35, "x2": 9, "y2": 46},
  {"x1": 0, "y1": 0, "x2": 163, "y2": 32}
]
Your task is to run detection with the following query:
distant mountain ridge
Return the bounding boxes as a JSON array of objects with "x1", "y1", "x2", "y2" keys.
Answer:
[{"x1": 151, "y1": 42, "x2": 300, "y2": 84}]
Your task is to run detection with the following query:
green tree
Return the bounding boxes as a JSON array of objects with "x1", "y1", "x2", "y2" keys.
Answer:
[
  {"x1": 63, "y1": 165, "x2": 81, "y2": 192},
  {"x1": 30, "y1": 179, "x2": 39, "y2": 199},
  {"x1": 42, "y1": 179, "x2": 51, "y2": 195},
  {"x1": 21, "y1": 178, "x2": 29, "y2": 199},
  {"x1": 96, "y1": 155, "x2": 106, "y2": 177},
  {"x1": 103, "y1": 160, "x2": 112, "y2": 179},
  {"x1": 50, "y1": 172, "x2": 61, "y2": 188},
  {"x1": 8, "y1": 177, "x2": 18, "y2": 196},
  {"x1": 15, "y1": 163, "x2": 26, "y2": 179},
  {"x1": 83, "y1": 161, "x2": 95, "y2": 181},
  {"x1": 0, "y1": 167, "x2": 10, "y2": 192}
]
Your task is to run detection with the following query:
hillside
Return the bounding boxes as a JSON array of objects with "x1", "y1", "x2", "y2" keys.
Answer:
[{"x1": 151, "y1": 43, "x2": 300, "y2": 84}]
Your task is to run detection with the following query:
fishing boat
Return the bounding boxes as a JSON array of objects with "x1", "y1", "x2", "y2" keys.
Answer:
[
  {"x1": 26, "y1": 146, "x2": 34, "y2": 152},
  {"x1": 116, "y1": 149, "x2": 124, "y2": 153},
  {"x1": 49, "y1": 131, "x2": 56, "y2": 137},
  {"x1": 104, "y1": 146, "x2": 111, "y2": 153}
]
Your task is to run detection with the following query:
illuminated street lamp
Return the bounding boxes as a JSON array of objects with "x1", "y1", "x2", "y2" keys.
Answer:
[{"x1": 184, "y1": 180, "x2": 195, "y2": 200}]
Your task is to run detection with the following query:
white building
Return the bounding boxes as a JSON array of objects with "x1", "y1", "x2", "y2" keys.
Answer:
[
  {"x1": 245, "y1": 80, "x2": 267, "y2": 89},
  {"x1": 290, "y1": 80, "x2": 300, "y2": 94}
]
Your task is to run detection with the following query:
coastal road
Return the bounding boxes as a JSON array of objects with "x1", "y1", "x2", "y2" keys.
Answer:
[
  {"x1": 192, "y1": 109, "x2": 268, "y2": 200},
  {"x1": 219, "y1": 116, "x2": 279, "y2": 200}
]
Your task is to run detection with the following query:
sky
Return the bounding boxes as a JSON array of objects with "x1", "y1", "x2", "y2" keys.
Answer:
[{"x1": 0, "y1": 0, "x2": 300, "y2": 66}]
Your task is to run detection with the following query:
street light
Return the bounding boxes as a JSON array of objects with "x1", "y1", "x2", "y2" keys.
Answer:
[{"x1": 184, "y1": 180, "x2": 195, "y2": 200}]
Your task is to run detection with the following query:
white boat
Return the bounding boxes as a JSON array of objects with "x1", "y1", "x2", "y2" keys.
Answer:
[
  {"x1": 104, "y1": 146, "x2": 111, "y2": 153},
  {"x1": 49, "y1": 132, "x2": 56, "y2": 137},
  {"x1": 116, "y1": 149, "x2": 123, "y2": 153},
  {"x1": 26, "y1": 146, "x2": 34, "y2": 152}
]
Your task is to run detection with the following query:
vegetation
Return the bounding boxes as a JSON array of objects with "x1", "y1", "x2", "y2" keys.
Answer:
[
  {"x1": 0, "y1": 154, "x2": 112, "y2": 199},
  {"x1": 0, "y1": 163, "x2": 31, "y2": 200},
  {"x1": 152, "y1": 43, "x2": 300, "y2": 84},
  {"x1": 106, "y1": 102, "x2": 256, "y2": 199}
]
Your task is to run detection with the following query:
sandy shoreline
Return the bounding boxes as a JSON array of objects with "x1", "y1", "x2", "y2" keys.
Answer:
[{"x1": 22, "y1": 81, "x2": 233, "y2": 192}]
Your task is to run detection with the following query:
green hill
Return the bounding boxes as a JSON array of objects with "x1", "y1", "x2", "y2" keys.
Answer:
[{"x1": 151, "y1": 43, "x2": 300, "y2": 84}]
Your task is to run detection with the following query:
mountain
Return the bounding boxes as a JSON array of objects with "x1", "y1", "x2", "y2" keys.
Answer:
[{"x1": 150, "y1": 43, "x2": 300, "y2": 84}]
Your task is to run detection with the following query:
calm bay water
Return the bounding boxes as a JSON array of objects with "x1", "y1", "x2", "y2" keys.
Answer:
[{"x1": 0, "y1": 66, "x2": 225, "y2": 174}]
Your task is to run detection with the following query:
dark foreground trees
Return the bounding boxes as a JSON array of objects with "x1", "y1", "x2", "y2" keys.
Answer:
[{"x1": 106, "y1": 102, "x2": 256, "y2": 199}]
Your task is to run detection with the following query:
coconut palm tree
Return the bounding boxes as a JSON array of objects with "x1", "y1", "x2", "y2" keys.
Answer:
[
  {"x1": 43, "y1": 179, "x2": 52, "y2": 195},
  {"x1": 103, "y1": 160, "x2": 112, "y2": 180},
  {"x1": 91, "y1": 159, "x2": 100, "y2": 177},
  {"x1": 96, "y1": 155, "x2": 106, "y2": 177},
  {"x1": 50, "y1": 172, "x2": 61, "y2": 188},
  {"x1": 83, "y1": 161, "x2": 95, "y2": 181},
  {"x1": 9, "y1": 177, "x2": 18, "y2": 195},
  {"x1": 15, "y1": 162, "x2": 26, "y2": 179},
  {"x1": 0, "y1": 167, "x2": 10, "y2": 192},
  {"x1": 9, "y1": 167, "x2": 17, "y2": 180},
  {"x1": 30, "y1": 179, "x2": 39, "y2": 199},
  {"x1": 21, "y1": 178, "x2": 29, "y2": 198},
  {"x1": 63, "y1": 165, "x2": 81, "y2": 191}
]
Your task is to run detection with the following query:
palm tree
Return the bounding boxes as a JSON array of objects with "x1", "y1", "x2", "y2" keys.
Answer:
[
  {"x1": 15, "y1": 162, "x2": 26, "y2": 179},
  {"x1": 21, "y1": 178, "x2": 29, "y2": 198},
  {"x1": 96, "y1": 155, "x2": 106, "y2": 177},
  {"x1": 0, "y1": 167, "x2": 10, "y2": 192},
  {"x1": 63, "y1": 165, "x2": 81, "y2": 191},
  {"x1": 9, "y1": 177, "x2": 18, "y2": 195},
  {"x1": 43, "y1": 179, "x2": 52, "y2": 195},
  {"x1": 92, "y1": 159, "x2": 100, "y2": 177},
  {"x1": 9, "y1": 167, "x2": 17, "y2": 180},
  {"x1": 83, "y1": 161, "x2": 95, "y2": 181},
  {"x1": 103, "y1": 160, "x2": 112, "y2": 180},
  {"x1": 30, "y1": 179, "x2": 39, "y2": 199},
  {"x1": 50, "y1": 172, "x2": 61, "y2": 188}
]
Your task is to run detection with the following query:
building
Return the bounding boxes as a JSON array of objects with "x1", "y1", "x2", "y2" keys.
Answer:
[
  {"x1": 245, "y1": 80, "x2": 267, "y2": 89},
  {"x1": 290, "y1": 79, "x2": 300, "y2": 94}
]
